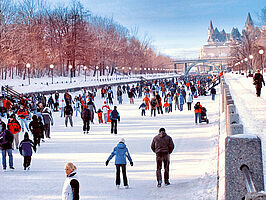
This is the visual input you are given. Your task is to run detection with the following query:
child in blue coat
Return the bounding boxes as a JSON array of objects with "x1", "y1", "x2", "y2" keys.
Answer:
[
  {"x1": 106, "y1": 138, "x2": 133, "y2": 189},
  {"x1": 139, "y1": 101, "x2": 147, "y2": 116},
  {"x1": 19, "y1": 132, "x2": 36, "y2": 170}
]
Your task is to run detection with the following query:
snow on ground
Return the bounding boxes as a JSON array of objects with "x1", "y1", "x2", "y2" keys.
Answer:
[
  {"x1": 224, "y1": 73, "x2": 266, "y2": 187},
  {"x1": 0, "y1": 83, "x2": 219, "y2": 200}
]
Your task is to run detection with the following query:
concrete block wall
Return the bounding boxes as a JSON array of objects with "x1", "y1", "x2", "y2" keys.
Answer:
[{"x1": 219, "y1": 78, "x2": 265, "y2": 200}]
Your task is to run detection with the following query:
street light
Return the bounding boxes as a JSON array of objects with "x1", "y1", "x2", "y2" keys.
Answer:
[
  {"x1": 259, "y1": 49, "x2": 264, "y2": 74},
  {"x1": 49, "y1": 64, "x2": 54, "y2": 84},
  {"x1": 115, "y1": 67, "x2": 118, "y2": 79},
  {"x1": 96, "y1": 66, "x2": 99, "y2": 80},
  {"x1": 69, "y1": 65, "x2": 73, "y2": 83},
  {"x1": 249, "y1": 55, "x2": 254, "y2": 73},
  {"x1": 26, "y1": 63, "x2": 31, "y2": 85},
  {"x1": 106, "y1": 66, "x2": 109, "y2": 81},
  {"x1": 84, "y1": 66, "x2": 87, "y2": 81}
]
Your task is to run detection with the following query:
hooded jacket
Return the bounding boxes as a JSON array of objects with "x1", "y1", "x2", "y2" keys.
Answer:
[
  {"x1": 19, "y1": 133, "x2": 36, "y2": 156},
  {"x1": 107, "y1": 142, "x2": 133, "y2": 165},
  {"x1": 151, "y1": 131, "x2": 174, "y2": 154}
]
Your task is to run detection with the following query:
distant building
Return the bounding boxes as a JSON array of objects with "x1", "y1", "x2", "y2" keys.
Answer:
[{"x1": 199, "y1": 13, "x2": 255, "y2": 59}]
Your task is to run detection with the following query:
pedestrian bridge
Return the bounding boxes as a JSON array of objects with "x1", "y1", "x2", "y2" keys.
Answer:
[{"x1": 173, "y1": 58, "x2": 231, "y2": 75}]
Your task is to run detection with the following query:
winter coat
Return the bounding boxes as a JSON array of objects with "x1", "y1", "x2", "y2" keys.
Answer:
[
  {"x1": 151, "y1": 131, "x2": 174, "y2": 154},
  {"x1": 139, "y1": 103, "x2": 147, "y2": 110},
  {"x1": 64, "y1": 105, "x2": 73, "y2": 116},
  {"x1": 187, "y1": 94, "x2": 193, "y2": 103},
  {"x1": 110, "y1": 110, "x2": 120, "y2": 121},
  {"x1": 210, "y1": 88, "x2": 216, "y2": 95},
  {"x1": 29, "y1": 119, "x2": 42, "y2": 137},
  {"x1": 194, "y1": 104, "x2": 203, "y2": 113},
  {"x1": 7, "y1": 119, "x2": 21, "y2": 135},
  {"x1": 102, "y1": 104, "x2": 110, "y2": 114},
  {"x1": 81, "y1": 109, "x2": 91, "y2": 122},
  {"x1": 0, "y1": 129, "x2": 13, "y2": 150},
  {"x1": 179, "y1": 94, "x2": 185, "y2": 105},
  {"x1": 17, "y1": 109, "x2": 29, "y2": 119},
  {"x1": 62, "y1": 171, "x2": 79, "y2": 200},
  {"x1": 42, "y1": 110, "x2": 53, "y2": 125},
  {"x1": 150, "y1": 98, "x2": 158, "y2": 109},
  {"x1": 107, "y1": 142, "x2": 133, "y2": 165},
  {"x1": 87, "y1": 101, "x2": 96, "y2": 113},
  {"x1": 19, "y1": 137, "x2": 36, "y2": 156},
  {"x1": 253, "y1": 72, "x2": 265, "y2": 88},
  {"x1": 128, "y1": 91, "x2": 134, "y2": 98}
]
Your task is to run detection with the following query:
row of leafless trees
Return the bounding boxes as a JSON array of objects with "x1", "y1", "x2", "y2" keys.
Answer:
[
  {"x1": 0, "y1": 0, "x2": 172, "y2": 80},
  {"x1": 230, "y1": 26, "x2": 265, "y2": 74}
]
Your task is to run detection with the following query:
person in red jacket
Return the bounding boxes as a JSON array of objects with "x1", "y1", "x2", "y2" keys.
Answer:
[
  {"x1": 17, "y1": 105, "x2": 29, "y2": 132},
  {"x1": 7, "y1": 114, "x2": 21, "y2": 149},
  {"x1": 194, "y1": 102, "x2": 202, "y2": 124}
]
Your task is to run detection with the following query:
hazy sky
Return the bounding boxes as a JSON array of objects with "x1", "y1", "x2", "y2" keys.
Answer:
[{"x1": 47, "y1": 0, "x2": 264, "y2": 59}]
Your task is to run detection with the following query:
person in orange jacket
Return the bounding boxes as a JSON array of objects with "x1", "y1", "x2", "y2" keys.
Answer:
[
  {"x1": 97, "y1": 109, "x2": 103, "y2": 124},
  {"x1": 143, "y1": 95, "x2": 150, "y2": 110},
  {"x1": 163, "y1": 101, "x2": 170, "y2": 113},
  {"x1": 17, "y1": 105, "x2": 29, "y2": 132},
  {"x1": 194, "y1": 102, "x2": 202, "y2": 124}
]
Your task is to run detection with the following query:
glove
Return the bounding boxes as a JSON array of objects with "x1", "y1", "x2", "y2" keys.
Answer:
[
  {"x1": 105, "y1": 160, "x2": 109, "y2": 166},
  {"x1": 51, "y1": 123, "x2": 54, "y2": 126},
  {"x1": 130, "y1": 162, "x2": 133, "y2": 166}
]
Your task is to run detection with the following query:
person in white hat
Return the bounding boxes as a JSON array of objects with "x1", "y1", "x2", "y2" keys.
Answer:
[{"x1": 106, "y1": 138, "x2": 133, "y2": 189}]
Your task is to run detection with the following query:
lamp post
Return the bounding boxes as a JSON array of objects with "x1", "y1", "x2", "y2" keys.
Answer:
[
  {"x1": 259, "y1": 49, "x2": 264, "y2": 74},
  {"x1": 84, "y1": 66, "x2": 87, "y2": 81},
  {"x1": 249, "y1": 55, "x2": 254, "y2": 73},
  {"x1": 26, "y1": 63, "x2": 31, "y2": 85},
  {"x1": 96, "y1": 66, "x2": 99, "y2": 80},
  {"x1": 106, "y1": 66, "x2": 109, "y2": 81},
  {"x1": 50, "y1": 64, "x2": 54, "y2": 84},
  {"x1": 122, "y1": 67, "x2": 125, "y2": 78},
  {"x1": 69, "y1": 65, "x2": 73, "y2": 83},
  {"x1": 115, "y1": 67, "x2": 118, "y2": 80}
]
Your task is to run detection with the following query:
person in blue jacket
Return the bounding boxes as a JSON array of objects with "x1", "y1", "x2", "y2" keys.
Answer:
[
  {"x1": 179, "y1": 93, "x2": 185, "y2": 111},
  {"x1": 19, "y1": 132, "x2": 36, "y2": 170},
  {"x1": 105, "y1": 138, "x2": 133, "y2": 189}
]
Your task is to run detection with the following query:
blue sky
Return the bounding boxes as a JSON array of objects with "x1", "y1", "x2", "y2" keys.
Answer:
[{"x1": 47, "y1": 0, "x2": 265, "y2": 58}]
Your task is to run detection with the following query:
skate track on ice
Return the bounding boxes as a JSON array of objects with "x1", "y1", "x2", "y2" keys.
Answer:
[{"x1": 0, "y1": 88, "x2": 219, "y2": 200}]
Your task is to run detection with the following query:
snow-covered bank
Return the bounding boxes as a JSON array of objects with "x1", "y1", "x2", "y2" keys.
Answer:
[
  {"x1": 0, "y1": 82, "x2": 219, "y2": 200},
  {"x1": 1, "y1": 73, "x2": 177, "y2": 94}
]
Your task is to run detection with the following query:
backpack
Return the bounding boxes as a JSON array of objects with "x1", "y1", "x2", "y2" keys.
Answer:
[{"x1": 151, "y1": 99, "x2": 157, "y2": 106}]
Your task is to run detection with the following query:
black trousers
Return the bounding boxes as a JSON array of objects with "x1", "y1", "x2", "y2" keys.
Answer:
[
  {"x1": 44, "y1": 124, "x2": 51, "y2": 138},
  {"x1": 24, "y1": 156, "x2": 31, "y2": 169},
  {"x1": 111, "y1": 120, "x2": 118, "y2": 134},
  {"x1": 156, "y1": 153, "x2": 170, "y2": 184},
  {"x1": 83, "y1": 120, "x2": 90, "y2": 132},
  {"x1": 256, "y1": 87, "x2": 261, "y2": 97},
  {"x1": 151, "y1": 109, "x2": 156, "y2": 117},
  {"x1": 187, "y1": 102, "x2": 192, "y2": 110},
  {"x1": 116, "y1": 164, "x2": 128, "y2": 186},
  {"x1": 141, "y1": 110, "x2": 145, "y2": 116},
  {"x1": 157, "y1": 106, "x2": 163, "y2": 114}
]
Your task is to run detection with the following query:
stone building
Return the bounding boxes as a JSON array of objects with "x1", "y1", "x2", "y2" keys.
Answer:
[{"x1": 199, "y1": 13, "x2": 254, "y2": 59}]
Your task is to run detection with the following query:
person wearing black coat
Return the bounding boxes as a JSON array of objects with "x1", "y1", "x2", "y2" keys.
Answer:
[
  {"x1": 253, "y1": 69, "x2": 265, "y2": 97},
  {"x1": 29, "y1": 115, "x2": 42, "y2": 147},
  {"x1": 0, "y1": 123, "x2": 14, "y2": 170},
  {"x1": 210, "y1": 87, "x2": 216, "y2": 100},
  {"x1": 64, "y1": 104, "x2": 73, "y2": 127},
  {"x1": 81, "y1": 108, "x2": 91, "y2": 134}
]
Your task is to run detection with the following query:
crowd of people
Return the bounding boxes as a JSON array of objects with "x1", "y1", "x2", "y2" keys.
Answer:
[{"x1": 0, "y1": 74, "x2": 220, "y2": 199}]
